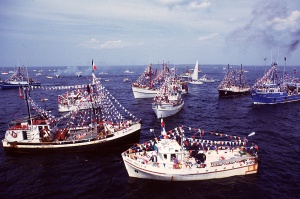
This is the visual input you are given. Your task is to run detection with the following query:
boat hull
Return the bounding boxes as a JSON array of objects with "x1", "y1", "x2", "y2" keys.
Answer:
[
  {"x1": 58, "y1": 102, "x2": 92, "y2": 112},
  {"x1": 152, "y1": 101, "x2": 184, "y2": 119},
  {"x1": 218, "y1": 89, "x2": 250, "y2": 97},
  {"x1": 122, "y1": 155, "x2": 258, "y2": 181},
  {"x1": 2, "y1": 123, "x2": 141, "y2": 154},
  {"x1": 251, "y1": 90, "x2": 300, "y2": 104},
  {"x1": 188, "y1": 81, "x2": 203, "y2": 85},
  {"x1": 132, "y1": 86, "x2": 158, "y2": 98},
  {"x1": 0, "y1": 82, "x2": 41, "y2": 89}
]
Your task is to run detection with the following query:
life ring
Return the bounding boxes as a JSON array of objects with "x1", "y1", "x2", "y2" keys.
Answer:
[{"x1": 11, "y1": 131, "x2": 18, "y2": 138}]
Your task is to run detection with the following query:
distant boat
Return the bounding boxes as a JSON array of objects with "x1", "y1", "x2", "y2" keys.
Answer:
[
  {"x1": 199, "y1": 74, "x2": 215, "y2": 83},
  {"x1": 132, "y1": 63, "x2": 165, "y2": 98},
  {"x1": 75, "y1": 72, "x2": 82, "y2": 77},
  {"x1": 251, "y1": 59, "x2": 300, "y2": 104},
  {"x1": 46, "y1": 76, "x2": 53, "y2": 79},
  {"x1": 99, "y1": 72, "x2": 108, "y2": 75},
  {"x1": 188, "y1": 59, "x2": 203, "y2": 84},
  {"x1": 180, "y1": 66, "x2": 192, "y2": 78},
  {"x1": 0, "y1": 67, "x2": 41, "y2": 89},
  {"x1": 123, "y1": 78, "x2": 131, "y2": 83},
  {"x1": 1, "y1": 70, "x2": 8, "y2": 75},
  {"x1": 124, "y1": 70, "x2": 134, "y2": 74},
  {"x1": 218, "y1": 64, "x2": 250, "y2": 97}
]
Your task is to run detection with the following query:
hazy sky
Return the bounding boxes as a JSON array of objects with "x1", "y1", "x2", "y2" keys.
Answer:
[{"x1": 0, "y1": 0, "x2": 299, "y2": 67}]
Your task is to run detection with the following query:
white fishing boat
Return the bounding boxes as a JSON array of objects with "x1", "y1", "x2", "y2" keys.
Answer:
[
  {"x1": 189, "y1": 59, "x2": 203, "y2": 84},
  {"x1": 152, "y1": 76, "x2": 184, "y2": 119},
  {"x1": 58, "y1": 89, "x2": 93, "y2": 112},
  {"x1": 122, "y1": 120, "x2": 259, "y2": 181},
  {"x1": 132, "y1": 63, "x2": 166, "y2": 99},
  {"x1": 1, "y1": 60, "x2": 141, "y2": 153}
]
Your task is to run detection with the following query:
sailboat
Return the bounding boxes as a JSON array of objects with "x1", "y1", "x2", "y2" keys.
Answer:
[
  {"x1": 218, "y1": 64, "x2": 250, "y2": 97},
  {"x1": 188, "y1": 59, "x2": 203, "y2": 84},
  {"x1": 1, "y1": 60, "x2": 141, "y2": 153}
]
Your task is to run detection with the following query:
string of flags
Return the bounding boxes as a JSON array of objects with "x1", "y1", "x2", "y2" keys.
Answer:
[
  {"x1": 27, "y1": 76, "x2": 139, "y2": 127},
  {"x1": 128, "y1": 125, "x2": 257, "y2": 154}
]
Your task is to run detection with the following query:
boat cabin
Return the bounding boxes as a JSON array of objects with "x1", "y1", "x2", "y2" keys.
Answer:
[
  {"x1": 155, "y1": 139, "x2": 184, "y2": 164},
  {"x1": 5, "y1": 118, "x2": 53, "y2": 143}
]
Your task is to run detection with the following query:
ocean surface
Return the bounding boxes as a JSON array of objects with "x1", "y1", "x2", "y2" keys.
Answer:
[{"x1": 0, "y1": 64, "x2": 300, "y2": 199}]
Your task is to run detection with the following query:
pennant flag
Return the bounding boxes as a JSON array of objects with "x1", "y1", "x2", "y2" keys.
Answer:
[
  {"x1": 161, "y1": 118, "x2": 166, "y2": 136},
  {"x1": 92, "y1": 59, "x2": 97, "y2": 70}
]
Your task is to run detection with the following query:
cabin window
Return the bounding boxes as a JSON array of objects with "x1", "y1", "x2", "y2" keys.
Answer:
[
  {"x1": 163, "y1": 154, "x2": 167, "y2": 160},
  {"x1": 171, "y1": 154, "x2": 176, "y2": 162},
  {"x1": 22, "y1": 131, "x2": 27, "y2": 140}
]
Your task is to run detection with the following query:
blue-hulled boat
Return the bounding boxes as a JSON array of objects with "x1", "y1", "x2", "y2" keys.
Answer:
[
  {"x1": 251, "y1": 59, "x2": 300, "y2": 104},
  {"x1": 0, "y1": 67, "x2": 41, "y2": 89}
]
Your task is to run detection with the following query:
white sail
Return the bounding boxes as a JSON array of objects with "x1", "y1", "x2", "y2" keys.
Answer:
[{"x1": 191, "y1": 59, "x2": 199, "y2": 81}]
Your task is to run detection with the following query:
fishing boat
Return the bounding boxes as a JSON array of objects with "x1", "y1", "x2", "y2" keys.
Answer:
[
  {"x1": 199, "y1": 74, "x2": 215, "y2": 83},
  {"x1": 132, "y1": 63, "x2": 166, "y2": 98},
  {"x1": 1, "y1": 61, "x2": 141, "y2": 153},
  {"x1": 251, "y1": 58, "x2": 300, "y2": 104},
  {"x1": 58, "y1": 89, "x2": 93, "y2": 112},
  {"x1": 180, "y1": 66, "x2": 192, "y2": 78},
  {"x1": 152, "y1": 76, "x2": 184, "y2": 119},
  {"x1": 218, "y1": 64, "x2": 250, "y2": 97},
  {"x1": 122, "y1": 119, "x2": 259, "y2": 181},
  {"x1": 0, "y1": 67, "x2": 41, "y2": 89},
  {"x1": 188, "y1": 59, "x2": 203, "y2": 84}
]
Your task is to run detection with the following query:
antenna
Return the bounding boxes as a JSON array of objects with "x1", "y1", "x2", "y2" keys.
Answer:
[{"x1": 277, "y1": 46, "x2": 279, "y2": 65}]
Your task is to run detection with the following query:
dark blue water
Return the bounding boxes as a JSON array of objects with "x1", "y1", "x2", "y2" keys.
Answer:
[{"x1": 1, "y1": 64, "x2": 300, "y2": 199}]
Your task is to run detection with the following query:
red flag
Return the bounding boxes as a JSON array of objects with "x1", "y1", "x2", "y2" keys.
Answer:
[
  {"x1": 92, "y1": 59, "x2": 97, "y2": 70},
  {"x1": 19, "y1": 87, "x2": 23, "y2": 99}
]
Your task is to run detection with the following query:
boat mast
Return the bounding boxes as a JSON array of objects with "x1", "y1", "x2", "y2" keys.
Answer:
[
  {"x1": 24, "y1": 87, "x2": 32, "y2": 124},
  {"x1": 240, "y1": 64, "x2": 242, "y2": 86},
  {"x1": 22, "y1": 45, "x2": 32, "y2": 123},
  {"x1": 283, "y1": 57, "x2": 286, "y2": 86},
  {"x1": 90, "y1": 59, "x2": 98, "y2": 122}
]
